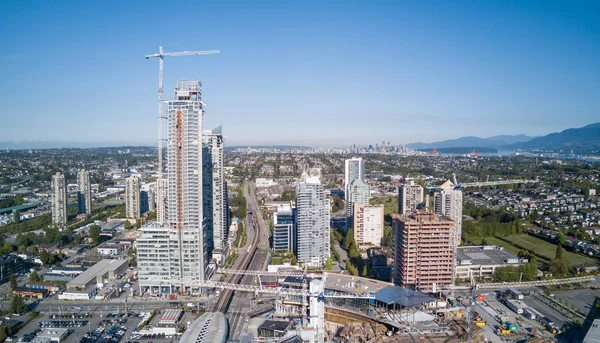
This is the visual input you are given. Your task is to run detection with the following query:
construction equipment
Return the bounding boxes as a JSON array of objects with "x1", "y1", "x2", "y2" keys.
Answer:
[{"x1": 144, "y1": 46, "x2": 220, "y2": 180}]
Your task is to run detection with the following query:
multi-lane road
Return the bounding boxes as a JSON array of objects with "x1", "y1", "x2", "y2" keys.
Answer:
[{"x1": 212, "y1": 182, "x2": 270, "y2": 341}]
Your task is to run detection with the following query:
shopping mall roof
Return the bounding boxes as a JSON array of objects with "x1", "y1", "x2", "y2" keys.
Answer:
[{"x1": 374, "y1": 286, "x2": 434, "y2": 307}]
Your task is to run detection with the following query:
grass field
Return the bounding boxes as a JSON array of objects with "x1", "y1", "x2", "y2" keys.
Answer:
[{"x1": 503, "y1": 234, "x2": 598, "y2": 266}]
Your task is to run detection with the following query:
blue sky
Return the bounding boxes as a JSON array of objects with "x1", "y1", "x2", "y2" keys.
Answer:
[{"x1": 1, "y1": 1, "x2": 599, "y2": 147}]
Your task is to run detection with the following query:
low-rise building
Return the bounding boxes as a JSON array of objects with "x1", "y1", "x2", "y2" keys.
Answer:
[
  {"x1": 258, "y1": 320, "x2": 293, "y2": 338},
  {"x1": 455, "y1": 246, "x2": 526, "y2": 281},
  {"x1": 66, "y1": 259, "x2": 128, "y2": 291}
]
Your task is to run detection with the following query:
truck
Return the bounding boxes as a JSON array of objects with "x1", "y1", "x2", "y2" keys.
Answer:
[{"x1": 540, "y1": 317, "x2": 558, "y2": 334}]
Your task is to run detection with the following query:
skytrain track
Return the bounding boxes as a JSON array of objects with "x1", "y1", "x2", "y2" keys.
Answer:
[{"x1": 213, "y1": 208, "x2": 261, "y2": 313}]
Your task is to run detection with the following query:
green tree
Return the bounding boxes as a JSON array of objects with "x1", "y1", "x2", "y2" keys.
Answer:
[
  {"x1": 382, "y1": 226, "x2": 393, "y2": 247},
  {"x1": 3, "y1": 242, "x2": 13, "y2": 254},
  {"x1": 344, "y1": 230, "x2": 354, "y2": 251},
  {"x1": 88, "y1": 225, "x2": 102, "y2": 242},
  {"x1": 290, "y1": 256, "x2": 297, "y2": 266},
  {"x1": 555, "y1": 244, "x2": 564, "y2": 260},
  {"x1": 124, "y1": 221, "x2": 132, "y2": 230},
  {"x1": 9, "y1": 294, "x2": 26, "y2": 314},
  {"x1": 362, "y1": 265, "x2": 368, "y2": 277},
  {"x1": 481, "y1": 237, "x2": 489, "y2": 246},
  {"x1": 0, "y1": 326, "x2": 7, "y2": 342},
  {"x1": 39, "y1": 250, "x2": 55, "y2": 265},
  {"x1": 30, "y1": 271, "x2": 40, "y2": 282},
  {"x1": 9, "y1": 273, "x2": 18, "y2": 290},
  {"x1": 13, "y1": 210, "x2": 21, "y2": 224},
  {"x1": 325, "y1": 257, "x2": 333, "y2": 270}
]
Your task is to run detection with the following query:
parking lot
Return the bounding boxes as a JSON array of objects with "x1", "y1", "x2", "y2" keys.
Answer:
[
  {"x1": 16, "y1": 310, "x2": 157, "y2": 343},
  {"x1": 552, "y1": 288, "x2": 600, "y2": 315}
]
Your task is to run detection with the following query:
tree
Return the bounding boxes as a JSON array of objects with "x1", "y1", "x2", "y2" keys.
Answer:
[
  {"x1": 9, "y1": 273, "x2": 17, "y2": 290},
  {"x1": 89, "y1": 225, "x2": 102, "y2": 242},
  {"x1": 481, "y1": 237, "x2": 489, "y2": 246},
  {"x1": 39, "y1": 250, "x2": 55, "y2": 265},
  {"x1": 555, "y1": 244, "x2": 565, "y2": 260},
  {"x1": 30, "y1": 271, "x2": 40, "y2": 282},
  {"x1": 290, "y1": 256, "x2": 297, "y2": 266},
  {"x1": 362, "y1": 265, "x2": 368, "y2": 277},
  {"x1": 382, "y1": 226, "x2": 393, "y2": 247},
  {"x1": 344, "y1": 230, "x2": 354, "y2": 251},
  {"x1": 9, "y1": 294, "x2": 26, "y2": 314},
  {"x1": 0, "y1": 326, "x2": 7, "y2": 342},
  {"x1": 325, "y1": 257, "x2": 333, "y2": 270},
  {"x1": 124, "y1": 221, "x2": 132, "y2": 230},
  {"x1": 3, "y1": 242, "x2": 13, "y2": 254},
  {"x1": 13, "y1": 210, "x2": 21, "y2": 224}
]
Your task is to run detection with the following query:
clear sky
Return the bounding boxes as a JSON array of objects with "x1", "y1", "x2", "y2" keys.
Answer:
[{"x1": 1, "y1": 1, "x2": 599, "y2": 147}]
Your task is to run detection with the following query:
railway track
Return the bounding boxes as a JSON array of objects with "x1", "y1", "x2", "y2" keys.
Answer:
[{"x1": 213, "y1": 208, "x2": 261, "y2": 312}]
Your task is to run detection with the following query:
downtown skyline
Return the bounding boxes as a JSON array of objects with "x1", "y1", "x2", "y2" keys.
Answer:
[{"x1": 1, "y1": 1, "x2": 599, "y2": 147}]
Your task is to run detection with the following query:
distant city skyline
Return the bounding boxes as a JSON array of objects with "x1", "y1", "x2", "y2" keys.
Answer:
[{"x1": 1, "y1": 1, "x2": 599, "y2": 146}]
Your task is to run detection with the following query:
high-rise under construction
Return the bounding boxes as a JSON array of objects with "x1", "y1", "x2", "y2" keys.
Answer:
[{"x1": 137, "y1": 80, "x2": 209, "y2": 294}]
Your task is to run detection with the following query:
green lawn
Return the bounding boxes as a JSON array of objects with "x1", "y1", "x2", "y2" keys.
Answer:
[
  {"x1": 370, "y1": 197, "x2": 398, "y2": 216},
  {"x1": 503, "y1": 234, "x2": 597, "y2": 266}
]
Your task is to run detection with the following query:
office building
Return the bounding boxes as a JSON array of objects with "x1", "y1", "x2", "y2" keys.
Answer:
[
  {"x1": 434, "y1": 180, "x2": 463, "y2": 248},
  {"x1": 273, "y1": 204, "x2": 295, "y2": 252},
  {"x1": 125, "y1": 176, "x2": 141, "y2": 218},
  {"x1": 51, "y1": 172, "x2": 67, "y2": 227},
  {"x1": 397, "y1": 178, "x2": 424, "y2": 215},
  {"x1": 353, "y1": 204, "x2": 384, "y2": 246},
  {"x1": 392, "y1": 213, "x2": 454, "y2": 293},
  {"x1": 203, "y1": 126, "x2": 228, "y2": 263},
  {"x1": 77, "y1": 169, "x2": 91, "y2": 216},
  {"x1": 295, "y1": 171, "x2": 330, "y2": 267},
  {"x1": 156, "y1": 178, "x2": 168, "y2": 224},
  {"x1": 137, "y1": 80, "x2": 208, "y2": 294},
  {"x1": 346, "y1": 178, "x2": 370, "y2": 223}
]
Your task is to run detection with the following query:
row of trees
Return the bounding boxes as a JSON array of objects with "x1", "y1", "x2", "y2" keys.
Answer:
[{"x1": 493, "y1": 254, "x2": 539, "y2": 282}]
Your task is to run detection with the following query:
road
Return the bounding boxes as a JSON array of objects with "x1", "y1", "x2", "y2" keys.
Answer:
[{"x1": 227, "y1": 182, "x2": 270, "y2": 341}]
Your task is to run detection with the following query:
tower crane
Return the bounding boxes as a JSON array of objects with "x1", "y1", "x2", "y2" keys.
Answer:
[{"x1": 145, "y1": 46, "x2": 220, "y2": 180}]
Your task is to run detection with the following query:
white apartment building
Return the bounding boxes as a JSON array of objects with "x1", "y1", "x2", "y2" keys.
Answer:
[
  {"x1": 353, "y1": 203, "x2": 384, "y2": 246},
  {"x1": 137, "y1": 80, "x2": 209, "y2": 294},
  {"x1": 434, "y1": 180, "x2": 463, "y2": 248},
  {"x1": 296, "y1": 171, "x2": 330, "y2": 267},
  {"x1": 398, "y1": 178, "x2": 424, "y2": 215}
]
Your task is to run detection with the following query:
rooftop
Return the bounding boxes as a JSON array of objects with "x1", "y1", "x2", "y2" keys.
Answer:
[
  {"x1": 584, "y1": 319, "x2": 600, "y2": 343},
  {"x1": 325, "y1": 274, "x2": 390, "y2": 294},
  {"x1": 67, "y1": 259, "x2": 128, "y2": 288},
  {"x1": 258, "y1": 320, "x2": 292, "y2": 332},
  {"x1": 457, "y1": 245, "x2": 522, "y2": 266},
  {"x1": 374, "y1": 286, "x2": 434, "y2": 307},
  {"x1": 180, "y1": 312, "x2": 226, "y2": 343}
]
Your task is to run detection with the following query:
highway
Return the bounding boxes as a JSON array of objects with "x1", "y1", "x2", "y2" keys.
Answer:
[{"x1": 212, "y1": 182, "x2": 270, "y2": 341}]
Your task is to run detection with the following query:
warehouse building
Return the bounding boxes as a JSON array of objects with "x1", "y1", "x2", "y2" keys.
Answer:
[{"x1": 66, "y1": 259, "x2": 128, "y2": 291}]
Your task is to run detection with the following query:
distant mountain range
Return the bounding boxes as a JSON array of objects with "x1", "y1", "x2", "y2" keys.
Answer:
[
  {"x1": 408, "y1": 122, "x2": 600, "y2": 155},
  {"x1": 0, "y1": 141, "x2": 151, "y2": 149},
  {"x1": 407, "y1": 134, "x2": 535, "y2": 150},
  {"x1": 510, "y1": 122, "x2": 600, "y2": 154}
]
